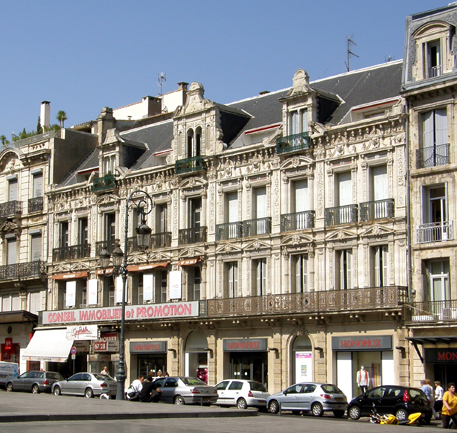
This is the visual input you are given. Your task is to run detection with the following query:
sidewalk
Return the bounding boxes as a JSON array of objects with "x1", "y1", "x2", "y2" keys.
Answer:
[{"x1": 0, "y1": 391, "x2": 257, "y2": 423}]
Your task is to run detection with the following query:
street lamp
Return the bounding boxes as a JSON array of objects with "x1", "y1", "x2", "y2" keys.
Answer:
[{"x1": 98, "y1": 190, "x2": 152, "y2": 400}]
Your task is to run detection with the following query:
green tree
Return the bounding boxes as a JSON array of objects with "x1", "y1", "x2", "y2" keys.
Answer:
[
  {"x1": 0, "y1": 135, "x2": 6, "y2": 145},
  {"x1": 37, "y1": 117, "x2": 43, "y2": 135},
  {"x1": 56, "y1": 110, "x2": 67, "y2": 128}
]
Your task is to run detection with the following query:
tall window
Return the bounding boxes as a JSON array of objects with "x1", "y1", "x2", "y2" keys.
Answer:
[
  {"x1": 30, "y1": 234, "x2": 42, "y2": 262},
  {"x1": 59, "y1": 222, "x2": 69, "y2": 248},
  {"x1": 424, "y1": 259, "x2": 450, "y2": 314},
  {"x1": 157, "y1": 271, "x2": 167, "y2": 304},
  {"x1": 337, "y1": 249, "x2": 352, "y2": 290},
  {"x1": 253, "y1": 187, "x2": 267, "y2": 235},
  {"x1": 419, "y1": 184, "x2": 450, "y2": 243},
  {"x1": 292, "y1": 254, "x2": 308, "y2": 293},
  {"x1": 288, "y1": 110, "x2": 307, "y2": 135},
  {"x1": 371, "y1": 246, "x2": 388, "y2": 287},
  {"x1": 426, "y1": 40, "x2": 441, "y2": 78},
  {"x1": 189, "y1": 198, "x2": 201, "y2": 229},
  {"x1": 336, "y1": 172, "x2": 352, "y2": 224},
  {"x1": 104, "y1": 155, "x2": 116, "y2": 175},
  {"x1": 188, "y1": 267, "x2": 201, "y2": 301},
  {"x1": 32, "y1": 173, "x2": 43, "y2": 198},
  {"x1": 226, "y1": 192, "x2": 239, "y2": 239},
  {"x1": 6, "y1": 237, "x2": 17, "y2": 266},
  {"x1": 108, "y1": 280, "x2": 115, "y2": 307},
  {"x1": 8, "y1": 179, "x2": 18, "y2": 201},
  {"x1": 225, "y1": 262, "x2": 238, "y2": 298},
  {"x1": 253, "y1": 258, "x2": 267, "y2": 296},
  {"x1": 78, "y1": 218, "x2": 88, "y2": 245},
  {"x1": 156, "y1": 204, "x2": 167, "y2": 233},
  {"x1": 421, "y1": 108, "x2": 447, "y2": 167},
  {"x1": 105, "y1": 213, "x2": 116, "y2": 242}
]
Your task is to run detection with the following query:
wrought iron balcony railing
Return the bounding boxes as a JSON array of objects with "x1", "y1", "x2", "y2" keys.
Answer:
[
  {"x1": 0, "y1": 201, "x2": 22, "y2": 218},
  {"x1": 243, "y1": 217, "x2": 271, "y2": 237},
  {"x1": 92, "y1": 174, "x2": 116, "y2": 192},
  {"x1": 28, "y1": 197, "x2": 43, "y2": 213},
  {"x1": 405, "y1": 300, "x2": 457, "y2": 323},
  {"x1": 281, "y1": 211, "x2": 315, "y2": 231},
  {"x1": 178, "y1": 227, "x2": 207, "y2": 245},
  {"x1": 0, "y1": 260, "x2": 45, "y2": 281},
  {"x1": 416, "y1": 143, "x2": 449, "y2": 168},
  {"x1": 216, "y1": 222, "x2": 243, "y2": 241},
  {"x1": 359, "y1": 199, "x2": 394, "y2": 222},
  {"x1": 325, "y1": 204, "x2": 358, "y2": 226},
  {"x1": 276, "y1": 132, "x2": 312, "y2": 155},
  {"x1": 428, "y1": 66, "x2": 442, "y2": 79},
  {"x1": 199, "y1": 286, "x2": 407, "y2": 318},
  {"x1": 175, "y1": 155, "x2": 204, "y2": 175},
  {"x1": 53, "y1": 244, "x2": 91, "y2": 262},
  {"x1": 151, "y1": 232, "x2": 171, "y2": 249},
  {"x1": 416, "y1": 221, "x2": 453, "y2": 244},
  {"x1": 95, "y1": 240, "x2": 117, "y2": 257}
]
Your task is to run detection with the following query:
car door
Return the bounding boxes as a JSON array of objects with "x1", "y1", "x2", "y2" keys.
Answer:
[
  {"x1": 155, "y1": 378, "x2": 173, "y2": 403},
  {"x1": 79, "y1": 373, "x2": 92, "y2": 396},
  {"x1": 362, "y1": 386, "x2": 387, "y2": 415},
  {"x1": 15, "y1": 371, "x2": 32, "y2": 391},
  {"x1": 382, "y1": 386, "x2": 403, "y2": 414},
  {"x1": 225, "y1": 381, "x2": 243, "y2": 406},
  {"x1": 280, "y1": 384, "x2": 304, "y2": 410},
  {"x1": 64, "y1": 373, "x2": 81, "y2": 395},
  {"x1": 216, "y1": 380, "x2": 231, "y2": 405},
  {"x1": 299, "y1": 384, "x2": 316, "y2": 411}
]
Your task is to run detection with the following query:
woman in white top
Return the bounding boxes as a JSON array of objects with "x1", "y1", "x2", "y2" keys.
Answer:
[{"x1": 435, "y1": 381, "x2": 444, "y2": 419}]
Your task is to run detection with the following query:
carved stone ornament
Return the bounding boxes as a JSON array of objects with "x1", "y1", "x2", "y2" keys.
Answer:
[
  {"x1": 177, "y1": 82, "x2": 215, "y2": 115},
  {"x1": 286, "y1": 69, "x2": 311, "y2": 97}
]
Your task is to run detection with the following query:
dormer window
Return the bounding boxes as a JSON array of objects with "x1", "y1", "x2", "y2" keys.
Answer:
[
  {"x1": 425, "y1": 39, "x2": 441, "y2": 78},
  {"x1": 187, "y1": 127, "x2": 202, "y2": 158},
  {"x1": 103, "y1": 155, "x2": 116, "y2": 175},
  {"x1": 288, "y1": 110, "x2": 307, "y2": 135}
]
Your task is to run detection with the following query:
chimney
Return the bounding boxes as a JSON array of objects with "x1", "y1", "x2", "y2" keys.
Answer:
[
  {"x1": 177, "y1": 82, "x2": 188, "y2": 91},
  {"x1": 97, "y1": 107, "x2": 116, "y2": 144},
  {"x1": 40, "y1": 101, "x2": 51, "y2": 129}
]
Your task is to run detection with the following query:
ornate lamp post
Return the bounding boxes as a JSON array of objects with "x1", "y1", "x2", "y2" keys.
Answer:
[{"x1": 99, "y1": 190, "x2": 152, "y2": 400}]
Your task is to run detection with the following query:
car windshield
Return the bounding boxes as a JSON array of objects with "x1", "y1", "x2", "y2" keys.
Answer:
[
  {"x1": 321, "y1": 384, "x2": 344, "y2": 394},
  {"x1": 180, "y1": 377, "x2": 206, "y2": 386},
  {"x1": 249, "y1": 381, "x2": 267, "y2": 392},
  {"x1": 93, "y1": 374, "x2": 114, "y2": 381}
]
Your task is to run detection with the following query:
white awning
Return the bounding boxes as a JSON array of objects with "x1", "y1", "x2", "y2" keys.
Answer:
[{"x1": 21, "y1": 328, "x2": 73, "y2": 363}]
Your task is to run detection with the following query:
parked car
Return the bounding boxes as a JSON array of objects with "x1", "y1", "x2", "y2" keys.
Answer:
[
  {"x1": 152, "y1": 376, "x2": 218, "y2": 405},
  {"x1": 267, "y1": 382, "x2": 347, "y2": 417},
  {"x1": 6, "y1": 370, "x2": 63, "y2": 394},
  {"x1": 215, "y1": 379, "x2": 270, "y2": 410},
  {"x1": 347, "y1": 385, "x2": 432, "y2": 424},
  {"x1": 52, "y1": 372, "x2": 117, "y2": 398}
]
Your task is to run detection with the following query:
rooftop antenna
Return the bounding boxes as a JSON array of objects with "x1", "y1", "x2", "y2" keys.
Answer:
[
  {"x1": 158, "y1": 72, "x2": 166, "y2": 95},
  {"x1": 344, "y1": 36, "x2": 359, "y2": 72}
]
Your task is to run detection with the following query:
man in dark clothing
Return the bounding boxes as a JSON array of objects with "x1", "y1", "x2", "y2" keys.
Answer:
[{"x1": 139, "y1": 376, "x2": 162, "y2": 403}]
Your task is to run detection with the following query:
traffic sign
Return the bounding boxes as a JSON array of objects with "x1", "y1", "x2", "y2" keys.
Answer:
[{"x1": 71, "y1": 346, "x2": 76, "y2": 355}]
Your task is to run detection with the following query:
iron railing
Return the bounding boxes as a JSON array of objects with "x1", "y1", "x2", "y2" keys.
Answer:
[
  {"x1": 92, "y1": 174, "x2": 116, "y2": 192},
  {"x1": 276, "y1": 132, "x2": 312, "y2": 155},
  {"x1": 359, "y1": 199, "x2": 394, "y2": 222},
  {"x1": 95, "y1": 240, "x2": 117, "y2": 257},
  {"x1": 243, "y1": 217, "x2": 271, "y2": 237},
  {"x1": 416, "y1": 221, "x2": 453, "y2": 244},
  {"x1": 216, "y1": 222, "x2": 243, "y2": 241},
  {"x1": 28, "y1": 197, "x2": 43, "y2": 213},
  {"x1": 175, "y1": 156, "x2": 204, "y2": 175},
  {"x1": 199, "y1": 286, "x2": 407, "y2": 318},
  {"x1": 281, "y1": 211, "x2": 315, "y2": 231},
  {"x1": 405, "y1": 300, "x2": 457, "y2": 323},
  {"x1": 0, "y1": 201, "x2": 22, "y2": 218},
  {"x1": 0, "y1": 260, "x2": 45, "y2": 281},
  {"x1": 428, "y1": 66, "x2": 442, "y2": 79},
  {"x1": 150, "y1": 232, "x2": 172, "y2": 249},
  {"x1": 178, "y1": 227, "x2": 207, "y2": 244},
  {"x1": 325, "y1": 204, "x2": 358, "y2": 226},
  {"x1": 53, "y1": 244, "x2": 91, "y2": 262},
  {"x1": 416, "y1": 143, "x2": 449, "y2": 168}
]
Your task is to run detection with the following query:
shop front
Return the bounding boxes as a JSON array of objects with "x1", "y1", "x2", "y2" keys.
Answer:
[
  {"x1": 424, "y1": 347, "x2": 457, "y2": 386},
  {"x1": 185, "y1": 331, "x2": 208, "y2": 383},
  {"x1": 129, "y1": 340, "x2": 167, "y2": 378},
  {"x1": 332, "y1": 335, "x2": 394, "y2": 401},
  {"x1": 223, "y1": 338, "x2": 268, "y2": 385},
  {"x1": 88, "y1": 331, "x2": 119, "y2": 377}
]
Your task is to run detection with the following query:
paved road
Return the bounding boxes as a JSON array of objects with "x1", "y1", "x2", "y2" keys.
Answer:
[{"x1": 0, "y1": 389, "x2": 443, "y2": 433}]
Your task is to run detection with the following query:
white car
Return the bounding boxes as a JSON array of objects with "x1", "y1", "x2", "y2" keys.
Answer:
[{"x1": 216, "y1": 379, "x2": 269, "y2": 410}]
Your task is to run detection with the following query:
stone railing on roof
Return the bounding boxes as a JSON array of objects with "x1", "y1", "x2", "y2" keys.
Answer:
[{"x1": 3, "y1": 130, "x2": 61, "y2": 149}]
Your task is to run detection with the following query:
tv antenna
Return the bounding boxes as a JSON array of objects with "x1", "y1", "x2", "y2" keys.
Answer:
[
  {"x1": 344, "y1": 36, "x2": 359, "y2": 72},
  {"x1": 158, "y1": 72, "x2": 166, "y2": 95}
]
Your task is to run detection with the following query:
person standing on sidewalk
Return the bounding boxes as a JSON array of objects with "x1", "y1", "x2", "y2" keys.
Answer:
[
  {"x1": 441, "y1": 382, "x2": 457, "y2": 429},
  {"x1": 435, "y1": 381, "x2": 444, "y2": 419}
]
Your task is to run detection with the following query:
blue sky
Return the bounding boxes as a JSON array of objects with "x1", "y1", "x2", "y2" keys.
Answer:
[{"x1": 0, "y1": 0, "x2": 448, "y2": 138}]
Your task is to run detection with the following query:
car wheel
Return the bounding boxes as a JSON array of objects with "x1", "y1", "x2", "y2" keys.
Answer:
[
  {"x1": 84, "y1": 388, "x2": 94, "y2": 398},
  {"x1": 6, "y1": 383, "x2": 13, "y2": 392},
  {"x1": 333, "y1": 410, "x2": 345, "y2": 418},
  {"x1": 53, "y1": 386, "x2": 61, "y2": 396},
  {"x1": 32, "y1": 384, "x2": 40, "y2": 394},
  {"x1": 237, "y1": 398, "x2": 247, "y2": 410},
  {"x1": 395, "y1": 408, "x2": 408, "y2": 421},
  {"x1": 174, "y1": 395, "x2": 185, "y2": 405},
  {"x1": 269, "y1": 400, "x2": 279, "y2": 414},
  {"x1": 312, "y1": 402, "x2": 324, "y2": 417},
  {"x1": 348, "y1": 405, "x2": 361, "y2": 420}
]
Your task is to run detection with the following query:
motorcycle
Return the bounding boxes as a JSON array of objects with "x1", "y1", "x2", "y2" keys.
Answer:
[{"x1": 370, "y1": 404, "x2": 423, "y2": 425}]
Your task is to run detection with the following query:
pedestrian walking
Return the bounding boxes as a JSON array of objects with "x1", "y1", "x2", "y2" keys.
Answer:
[
  {"x1": 435, "y1": 380, "x2": 444, "y2": 419},
  {"x1": 442, "y1": 382, "x2": 457, "y2": 429}
]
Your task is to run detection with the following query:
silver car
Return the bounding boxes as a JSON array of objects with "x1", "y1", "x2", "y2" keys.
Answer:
[
  {"x1": 267, "y1": 382, "x2": 347, "y2": 417},
  {"x1": 153, "y1": 376, "x2": 218, "y2": 405},
  {"x1": 52, "y1": 372, "x2": 117, "y2": 398},
  {"x1": 216, "y1": 379, "x2": 270, "y2": 409},
  {"x1": 6, "y1": 371, "x2": 63, "y2": 394}
]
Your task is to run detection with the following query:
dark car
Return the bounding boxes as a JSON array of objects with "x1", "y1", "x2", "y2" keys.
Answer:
[
  {"x1": 6, "y1": 371, "x2": 64, "y2": 394},
  {"x1": 347, "y1": 385, "x2": 432, "y2": 423}
]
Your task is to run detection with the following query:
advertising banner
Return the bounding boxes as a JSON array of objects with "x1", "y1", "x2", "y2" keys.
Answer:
[{"x1": 295, "y1": 351, "x2": 313, "y2": 383}]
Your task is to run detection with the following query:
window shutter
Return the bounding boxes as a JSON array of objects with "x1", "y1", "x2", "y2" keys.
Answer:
[
  {"x1": 31, "y1": 234, "x2": 42, "y2": 261},
  {"x1": 435, "y1": 109, "x2": 447, "y2": 146},
  {"x1": 33, "y1": 174, "x2": 43, "y2": 198}
]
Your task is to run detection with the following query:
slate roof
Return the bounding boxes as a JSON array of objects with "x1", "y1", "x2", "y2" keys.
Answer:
[{"x1": 57, "y1": 61, "x2": 402, "y2": 187}]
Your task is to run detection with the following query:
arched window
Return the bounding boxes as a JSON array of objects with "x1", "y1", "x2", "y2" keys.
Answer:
[
  {"x1": 195, "y1": 127, "x2": 202, "y2": 156},
  {"x1": 187, "y1": 129, "x2": 194, "y2": 157}
]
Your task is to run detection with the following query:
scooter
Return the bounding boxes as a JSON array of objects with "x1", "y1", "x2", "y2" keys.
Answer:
[{"x1": 370, "y1": 404, "x2": 423, "y2": 425}]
